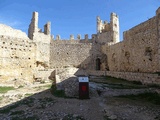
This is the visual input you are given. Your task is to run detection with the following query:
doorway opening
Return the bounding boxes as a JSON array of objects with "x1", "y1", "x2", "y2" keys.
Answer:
[{"x1": 96, "y1": 58, "x2": 101, "y2": 70}]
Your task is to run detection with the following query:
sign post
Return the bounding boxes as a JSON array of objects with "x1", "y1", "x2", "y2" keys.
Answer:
[{"x1": 78, "y1": 77, "x2": 89, "y2": 99}]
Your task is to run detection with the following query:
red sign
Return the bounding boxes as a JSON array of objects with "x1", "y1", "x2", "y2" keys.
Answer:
[{"x1": 82, "y1": 86, "x2": 86, "y2": 91}]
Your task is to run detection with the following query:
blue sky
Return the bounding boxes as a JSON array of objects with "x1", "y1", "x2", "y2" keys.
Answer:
[{"x1": 0, "y1": 0, "x2": 160, "y2": 40}]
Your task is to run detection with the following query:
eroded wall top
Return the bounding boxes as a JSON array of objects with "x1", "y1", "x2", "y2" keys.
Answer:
[{"x1": 0, "y1": 24, "x2": 29, "y2": 39}]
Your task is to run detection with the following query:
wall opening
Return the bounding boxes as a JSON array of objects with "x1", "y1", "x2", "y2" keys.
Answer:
[{"x1": 96, "y1": 58, "x2": 101, "y2": 70}]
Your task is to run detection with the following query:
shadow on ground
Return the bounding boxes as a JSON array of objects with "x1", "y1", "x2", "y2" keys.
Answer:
[{"x1": 0, "y1": 85, "x2": 104, "y2": 120}]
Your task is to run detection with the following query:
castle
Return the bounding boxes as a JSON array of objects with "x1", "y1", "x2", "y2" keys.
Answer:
[{"x1": 0, "y1": 7, "x2": 160, "y2": 85}]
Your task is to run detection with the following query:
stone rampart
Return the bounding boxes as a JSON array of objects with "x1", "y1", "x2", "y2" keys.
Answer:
[
  {"x1": 103, "y1": 13, "x2": 159, "y2": 73},
  {"x1": 50, "y1": 40, "x2": 93, "y2": 69}
]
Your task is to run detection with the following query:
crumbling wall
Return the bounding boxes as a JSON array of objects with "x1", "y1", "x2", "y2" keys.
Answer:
[
  {"x1": 0, "y1": 24, "x2": 29, "y2": 39},
  {"x1": 0, "y1": 35, "x2": 36, "y2": 83},
  {"x1": 28, "y1": 12, "x2": 51, "y2": 69}
]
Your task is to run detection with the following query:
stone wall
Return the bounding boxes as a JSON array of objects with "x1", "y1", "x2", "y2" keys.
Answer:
[
  {"x1": 28, "y1": 11, "x2": 51, "y2": 68},
  {"x1": 50, "y1": 40, "x2": 93, "y2": 69},
  {"x1": 156, "y1": 8, "x2": 160, "y2": 73},
  {"x1": 0, "y1": 8, "x2": 160, "y2": 85},
  {"x1": 107, "y1": 71, "x2": 160, "y2": 85},
  {"x1": 96, "y1": 12, "x2": 120, "y2": 44},
  {"x1": 103, "y1": 13, "x2": 159, "y2": 73},
  {"x1": 86, "y1": 70, "x2": 160, "y2": 85},
  {"x1": 34, "y1": 69, "x2": 55, "y2": 82},
  {"x1": 0, "y1": 35, "x2": 36, "y2": 83}
]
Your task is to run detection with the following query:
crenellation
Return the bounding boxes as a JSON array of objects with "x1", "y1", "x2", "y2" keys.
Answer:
[
  {"x1": 70, "y1": 34, "x2": 74, "y2": 40},
  {"x1": 84, "y1": 34, "x2": 88, "y2": 41},
  {"x1": 77, "y1": 34, "x2": 81, "y2": 40},
  {"x1": 56, "y1": 35, "x2": 61, "y2": 40},
  {"x1": 44, "y1": 22, "x2": 51, "y2": 35}
]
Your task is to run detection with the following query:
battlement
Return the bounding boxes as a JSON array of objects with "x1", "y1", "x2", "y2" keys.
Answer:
[{"x1": 54, "y1": 34, "x2": 92, "y2": 41}]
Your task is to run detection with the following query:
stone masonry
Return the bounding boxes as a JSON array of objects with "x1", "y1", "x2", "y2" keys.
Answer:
[{"x1": 0, "y1": 8, "x2": 160, "y2": 86}]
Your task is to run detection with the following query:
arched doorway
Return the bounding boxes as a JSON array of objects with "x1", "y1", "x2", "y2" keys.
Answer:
[{"x1": 96, "y1": 58, "x2": 101, "y2": 70}]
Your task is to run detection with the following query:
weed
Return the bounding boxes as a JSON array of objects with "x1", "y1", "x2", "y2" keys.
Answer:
[
  {"x1": 154, "y1": 72, "x2": 160, "y2": 76},
  {"x1": 51, "y1": 84, "x2": 66, "y2": 98},
  {"x1": 25, "y1": 93, "x2": 34, "y2": 97},
  {"x1": 0, "y1": 103, "x2": 19, "y2": 114},
  {"x1": 40, "y1": 80, "x2": 45, "y2": 84},
  {"x1": 11, "y1": 116, "x2": 22, "y2": 120},
  {"x1": 63, "y1": 114, "x2": 85, "y2": 120},
  {"x1": 0, "y1": 97, "x2": 3, "y2": 101},
  {"x1": 18, "y1": 85, "x2": 24, "y2": 88},
  {"x1": 132, "y1": 81, "x2": 143, "y2": 85},
  {"x1": 10, "y1": 110, "x2": 24, "y2": 115},
  {"x1": 17, "y1": 94, "x2": 23, "y2": 99},
  {"x1": 103, "y1": 115, "x2": 113, "y2": 120},
  {"x1": 12, "y1": 115, "x2": 39, "y2": 120},
  {"x1": 21, "y1": 97, "x2": 35, "y2": 107},
  {"x1": 117, "y1": 92, "x2": 160, "y2": 105},
  {"x1": 0, "y1": 97, "x2": 36, "y2": 114},
  {"x1": 147, "y1": 84, "x2": 160, "y2": 89},
  {"x1": 0, "y1": 86, "x2": 15, "y2": 93},
  {"x1": 52, "y1": 89, "x2": 66, "y2": 98},
  {"x1": 91, "y1": 76, "x2": 146, "y2": 89},
  {"x1": 25, "y1": 115, "x2": 39, "y2": 120},
  {"x1": 42, "y1": 84, "x2": 52, "y2": 89}
]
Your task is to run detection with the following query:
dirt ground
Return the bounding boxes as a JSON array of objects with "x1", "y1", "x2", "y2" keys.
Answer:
[{"x1": 0, "y1": 80, "x2": 159, "y2": 120}]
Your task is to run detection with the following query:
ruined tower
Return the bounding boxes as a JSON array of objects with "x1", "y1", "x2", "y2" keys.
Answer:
[
  {"x1": 110, "y1": 12, "x2": 119, "y2": 43},
  {"x1": 96, "y1": 12, "x2": 120, "y2": 44},
  {"x1": 28, "y1": 12, "x2": 39, "y2": 40},
  {"x1": 97, "y1": 16, "x2": 103, "y2": 33},
  {"x1": 44, "y1": 22, "x2": 51, "y2": 35}
]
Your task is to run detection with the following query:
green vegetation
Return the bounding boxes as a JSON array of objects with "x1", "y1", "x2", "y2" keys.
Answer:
[
  {"x1": 51, "y1": 84, "x2": 66, "y2": 98},
  {"x1": 18, "y1": 85, "x2": 24, "y2": 88},
  {"x1": 0, "y1": 86, "x2": 15, "y2": 93},
  {"x1": 63, "y1": 114, "x2": 85, "y2": 120},
  {"x1": 10, "y1": 110, "x2": 24, "y2": 115},
  {"x1": 103, "y1": 115, "x2": 113, "y2": 120},
  {"x1": 117, "y1": 92, "x2": 160, "y2": 105},
  {"x1": 21, "y1": 97, "x2": 35, "y2": 107},
  {"x1": 0, "y1": 97, "x2": 35, "y2": 114},
  {"x1": 154, "y1": 72, "x2": 160, "y2": 76},
  {"x1": 38, "y1": 97, "x2": 55, "y2": 109},
  {"x1": 12, "y1": 115, "x2": 39, "y2": 120},
  {"x1": 0, "y1": 97, "x2": 3, "y2": 101},
  {"x1": 0, "y1": 103, "x2": 19, "y2": 114},
  {"x1": 42, "y1": 83, "x2": 52, "y2": 88},
  {"x1": 147, "y1": 84, "x2": 160, "y2": 89},
  {"x1": 25, "y1": 93, "x2": 34, "y2": 97},
  {"x1": 90, "y1": 76, "x2": 146, "y2": 89}
]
